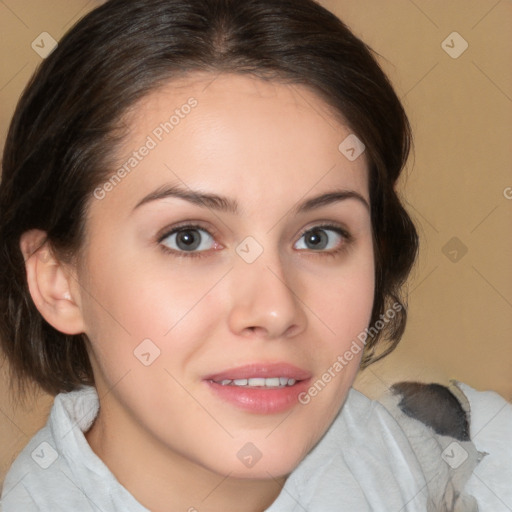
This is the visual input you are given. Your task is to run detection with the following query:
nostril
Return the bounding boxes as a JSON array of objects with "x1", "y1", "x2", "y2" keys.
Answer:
[{"x1": 244, "y1": 326, "x2": 267, "y2": 336}]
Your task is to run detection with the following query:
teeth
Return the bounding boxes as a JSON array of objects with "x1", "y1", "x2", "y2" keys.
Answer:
[
  {"x1": 248, "y1": 377, "x2": 265, "y2": 387},
  {"x1": 215, "y1": 377, "x2": 297, "y2": 387},
  {"x1": 263, "y1": 378, "x2": 280, "y2": 388}
]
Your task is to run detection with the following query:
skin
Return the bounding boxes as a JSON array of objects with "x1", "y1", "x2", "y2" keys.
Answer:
[{"x1": 21, "y1": 73, "x2": 374, "y2": 512}]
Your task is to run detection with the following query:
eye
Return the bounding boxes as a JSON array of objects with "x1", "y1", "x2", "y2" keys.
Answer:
[
  {"x1": 160, "y1": 225, "x2": 216, "y2": 255},
  {"x1": 294, "y1": 225, "x2": 350, "y2": 253}
]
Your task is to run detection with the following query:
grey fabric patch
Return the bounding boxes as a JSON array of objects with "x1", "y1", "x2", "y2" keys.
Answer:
[
  {"x1": 378, "y1": 380, "x2": 487, "y2": 512},
  {"x1": 391, "y1": 381, "x2": 470, "y2": 441}
]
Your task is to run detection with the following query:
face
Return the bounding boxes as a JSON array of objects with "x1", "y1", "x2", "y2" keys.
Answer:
[{"x1": 73, "y1": 73, "x2": 374, "y2": 481}]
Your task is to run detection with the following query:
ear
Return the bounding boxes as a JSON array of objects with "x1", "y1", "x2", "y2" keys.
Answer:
[{"x1": 19, "y1": 229, "x2": 85, "y2": 335}]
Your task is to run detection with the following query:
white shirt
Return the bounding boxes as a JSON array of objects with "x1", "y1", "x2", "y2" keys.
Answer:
[{"x1": 1, "y1": 383, "x2": 510, "y2": 511}]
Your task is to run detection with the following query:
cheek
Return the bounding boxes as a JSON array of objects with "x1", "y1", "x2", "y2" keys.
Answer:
[
  {"x1": 290, "y1": 251, "x2": 374, "y2": 436},
  {"x1": 78, "y1": 243, "x2": 225, "y2": 367},
  {"x1": 310, "y1": 245, "x2": 375, "y2": 342},
  {"x1": 302, "y1": 242, "x2": 375, "y2": 402}
]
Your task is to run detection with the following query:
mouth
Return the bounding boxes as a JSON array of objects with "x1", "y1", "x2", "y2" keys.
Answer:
[{"x1": 204, "y1": 363, "x2": 311, "y2": 414}]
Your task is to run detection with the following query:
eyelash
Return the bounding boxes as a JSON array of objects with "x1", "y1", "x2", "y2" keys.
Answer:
[{"x1": 157, "y1": 223, "x2": 353, "y2": 260}]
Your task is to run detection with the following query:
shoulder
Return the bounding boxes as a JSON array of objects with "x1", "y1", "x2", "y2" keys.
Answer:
[
  {"x1": 2, "y1": 386, "x2": 148, "y2": 512},
  {"x1": 378, "y1": 380, "x2": 485, "y2": 511},
  {"x1": 1, "y1": 387, "x2": 100, "y2": 511},
  {"x1": 378, "y1": 379, "x2": 512, "y2": 511},
  {"x1": 456, "y1": 382, "x2": 512, "y2": 509},
  {"x1": 279, "y1": 381, "x2": 497, "y2": 511},
  {"x1": 269, "y1": 388, "x2": 431, "y2": 511},
  {"x1": 1, "y1": 420, "x2": 64, "y2": 510}
]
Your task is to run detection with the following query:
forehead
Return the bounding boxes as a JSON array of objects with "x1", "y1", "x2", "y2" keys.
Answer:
[{"x1": 91, "y1": 72, "x2": 369, "y2": 221}]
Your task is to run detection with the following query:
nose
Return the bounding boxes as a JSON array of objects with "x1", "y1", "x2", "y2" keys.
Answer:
[{"x1": 227, "y1": 251, "x2": 308, "y2": 341}]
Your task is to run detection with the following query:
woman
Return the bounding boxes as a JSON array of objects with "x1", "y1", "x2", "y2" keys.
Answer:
[{"x1": 0, "y1": 1, "x2": 510, "y2": 510}]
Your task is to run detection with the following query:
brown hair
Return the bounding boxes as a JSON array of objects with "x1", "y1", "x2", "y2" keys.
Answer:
[{"x1": 0, "y1": 0, "x2": 418, "y2": 396}]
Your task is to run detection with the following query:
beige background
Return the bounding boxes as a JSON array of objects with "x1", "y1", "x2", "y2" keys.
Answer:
[{"x1": 1, "y1": 0, "x2": 511, "y2": 486}]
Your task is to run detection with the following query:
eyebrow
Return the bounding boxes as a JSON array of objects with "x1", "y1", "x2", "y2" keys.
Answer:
[{"x1": 132, "y1": 184, "x2": 370, "y2": 215}]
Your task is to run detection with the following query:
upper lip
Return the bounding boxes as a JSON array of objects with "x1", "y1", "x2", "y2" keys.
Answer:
[{"x1": 204, "y1": 363, "x2": 311, "y2": 382}]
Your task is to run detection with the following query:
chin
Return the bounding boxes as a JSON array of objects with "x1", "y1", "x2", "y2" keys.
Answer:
[
  {"x1": 227, "y1": 436, "x2": 313, "y2": 480},
  {"x1": 225, "y1": 456, "x2": 303, "y2": 481},
  {"x1": 188, "y1": 435, "x2": 308, "y2": 481}
]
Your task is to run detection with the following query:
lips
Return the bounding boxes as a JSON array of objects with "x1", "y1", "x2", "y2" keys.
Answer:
[{"x1": 204, "y1": 363, "x2": 311, "y2": 414}]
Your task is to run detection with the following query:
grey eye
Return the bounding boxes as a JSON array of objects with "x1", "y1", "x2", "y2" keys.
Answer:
[
  {"x1": 294, "y1": 227, "x2": 344, "y2": 251},
  {"x1": 161, "y1": 227, "x2": 214, "y2": 252}
]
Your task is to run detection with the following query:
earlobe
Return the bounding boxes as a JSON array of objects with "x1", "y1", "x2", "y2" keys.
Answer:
[{"x1": 19, "y1": 229, "x2": 85, "y2": 335}]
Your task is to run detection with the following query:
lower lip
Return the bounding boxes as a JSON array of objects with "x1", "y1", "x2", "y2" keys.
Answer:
[{"x1": 205, "y1": 379, "x2": 310, "y2": 414}]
